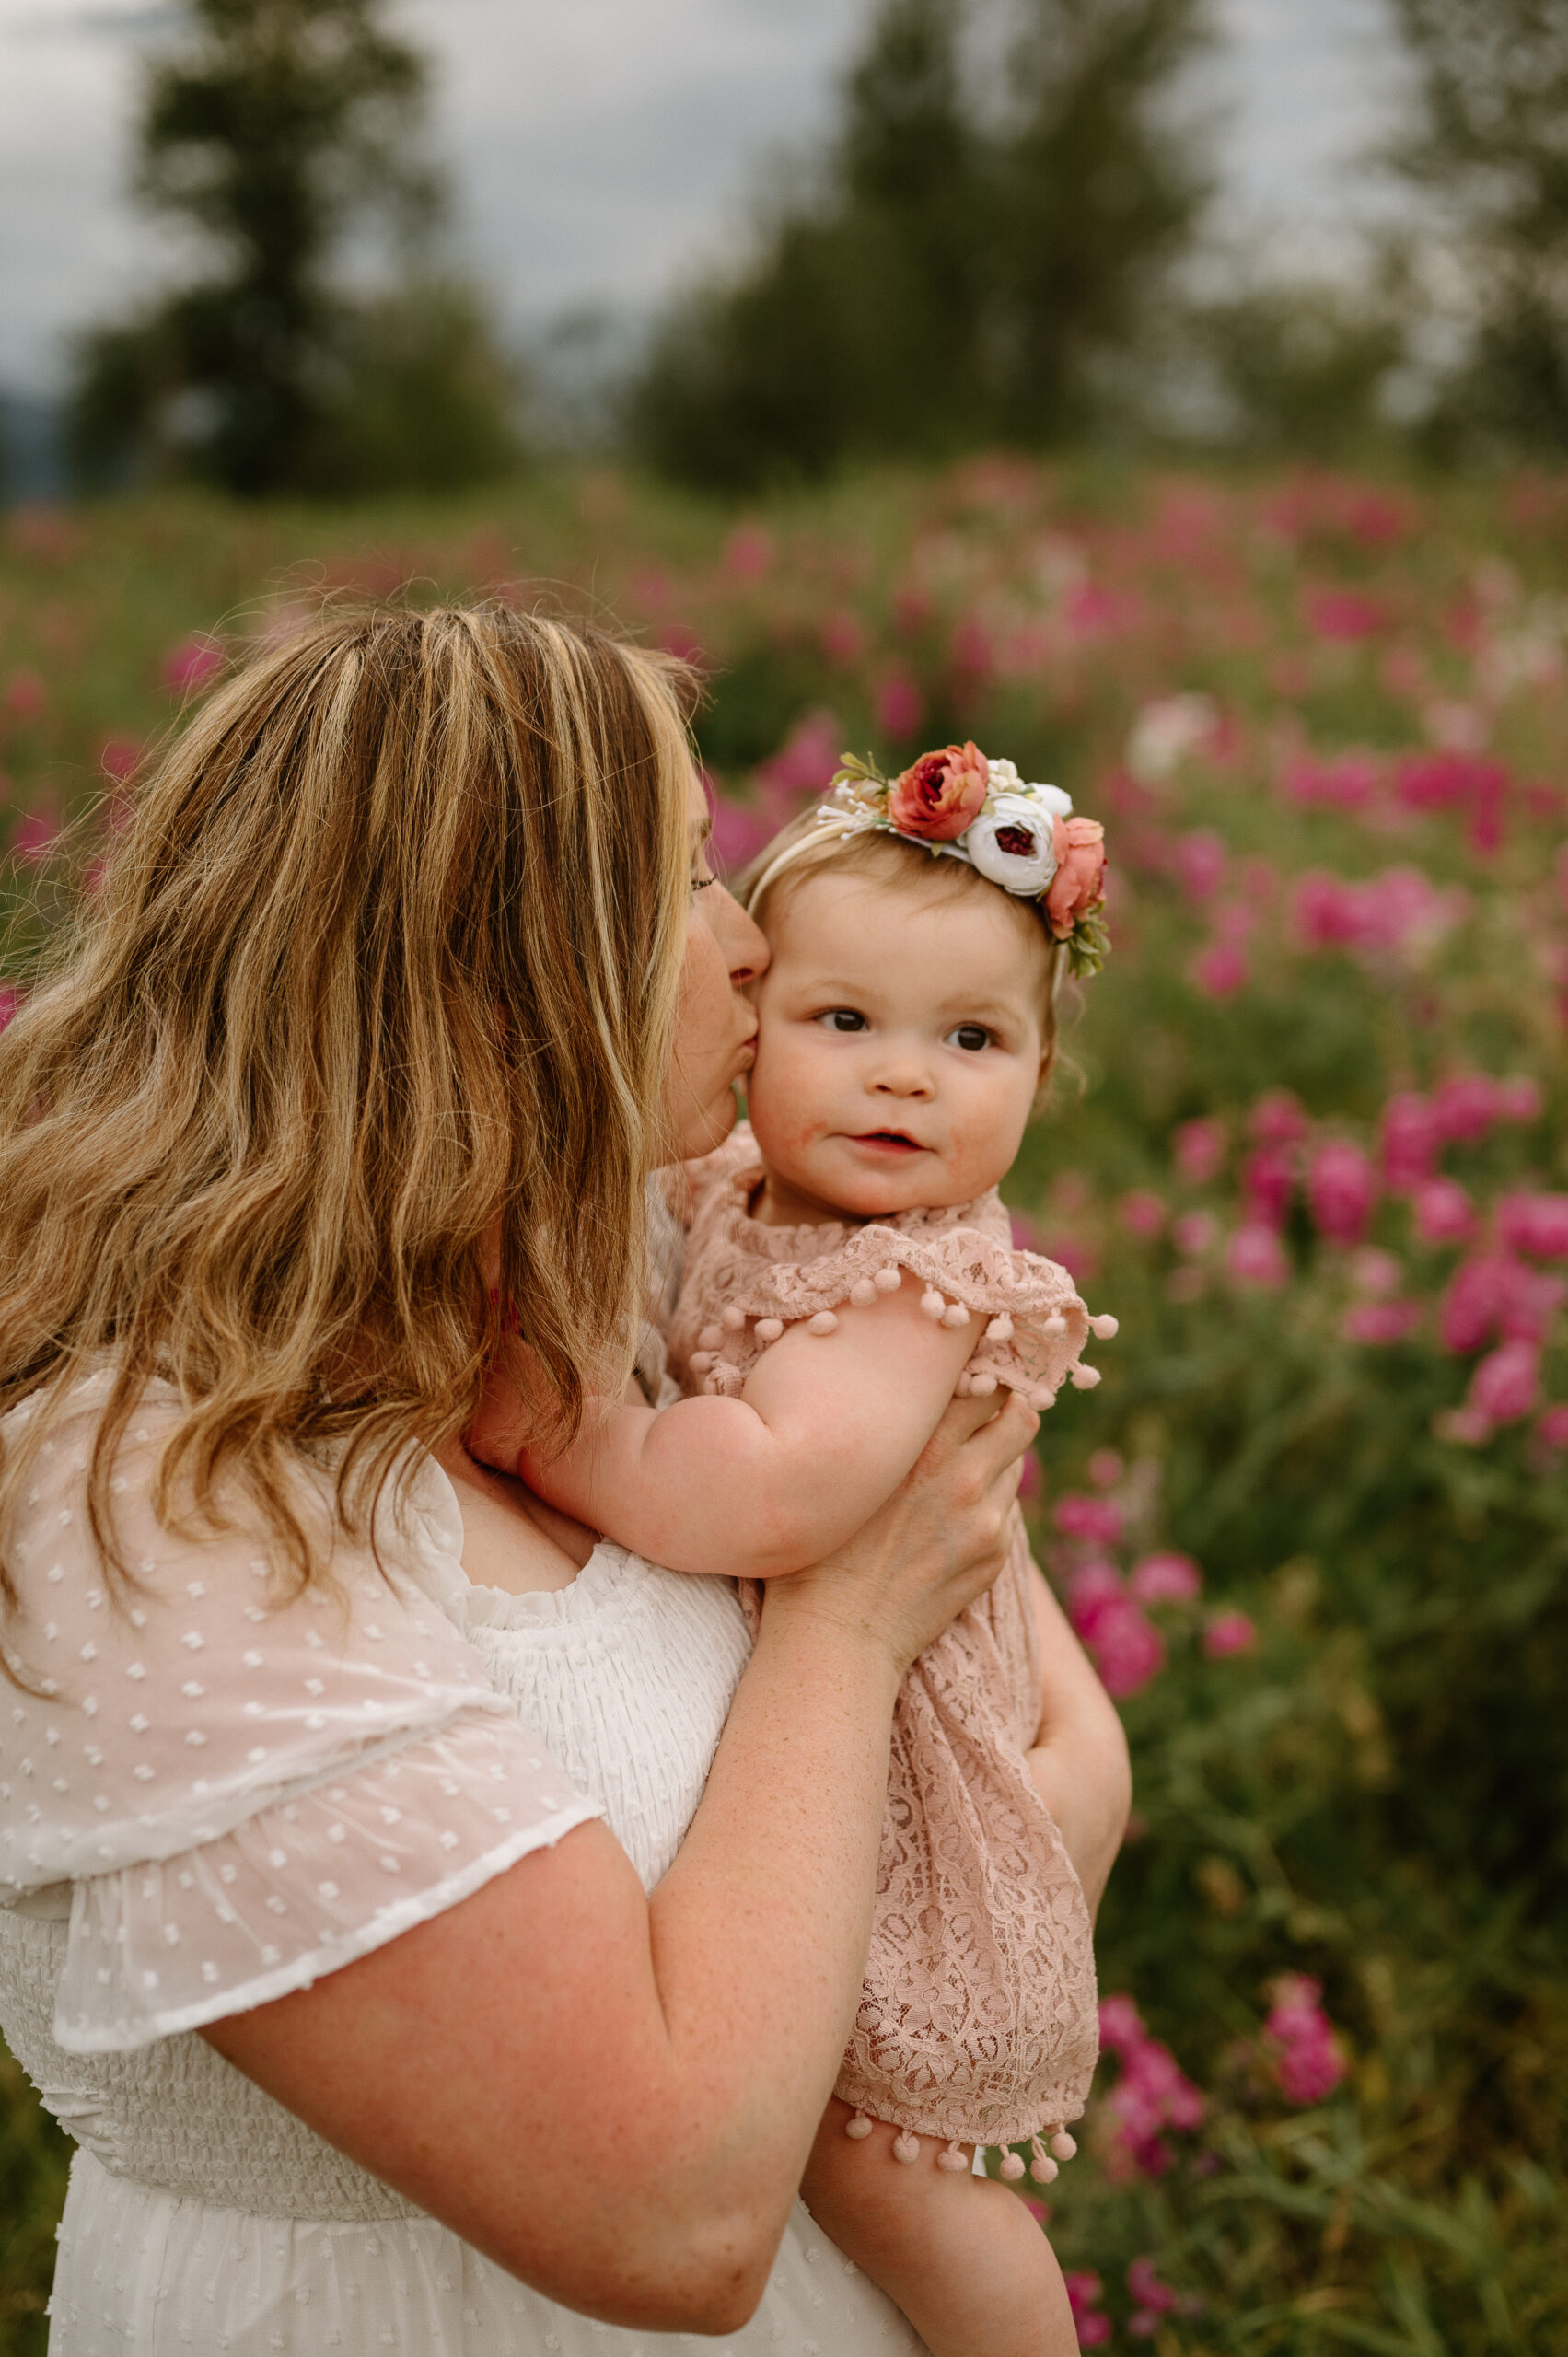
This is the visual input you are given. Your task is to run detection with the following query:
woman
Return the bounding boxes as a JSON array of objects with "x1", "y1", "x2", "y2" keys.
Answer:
[{"x1": 0, "y1": 608, "x2": 1121, "y2": 2351}]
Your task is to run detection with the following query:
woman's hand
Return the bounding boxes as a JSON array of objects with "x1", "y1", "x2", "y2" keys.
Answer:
[{"x1": 761, "y1": 1387, "x2": 1039, "y2": 1678}]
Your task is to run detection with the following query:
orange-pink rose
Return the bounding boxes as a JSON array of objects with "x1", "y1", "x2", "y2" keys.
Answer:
[
  {"x1": 1046, "y1": 815, "x2": 1106, "y2": 938},
  {"x1": 888, "y1": 741, "x2": 990, "y2": 841}
]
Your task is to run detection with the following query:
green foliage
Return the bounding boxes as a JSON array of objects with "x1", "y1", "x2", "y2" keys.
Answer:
[
  {"x1": 66, "y1": 0, "x2": 519, "y2": 498},
  {"x1": 1195, "y1": 279, "x2": 1410, "y2": 461},
  {"x1": 628, "y1": 0, "x2": 1211, "y2": 487}
]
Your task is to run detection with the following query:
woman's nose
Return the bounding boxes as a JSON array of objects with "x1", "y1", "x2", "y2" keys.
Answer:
[{"x1": 712, "y1": 884, "x2": 770, "y2": 987}]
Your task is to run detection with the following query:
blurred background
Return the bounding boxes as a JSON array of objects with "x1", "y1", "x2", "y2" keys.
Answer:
[{"x1": 2, "y1": 2, "x2": 1566, "y2": 2350}]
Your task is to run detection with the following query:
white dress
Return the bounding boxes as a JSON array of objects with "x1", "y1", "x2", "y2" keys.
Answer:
[{"x1": 0, "y1": 1376, "x2": 925, "y2": 2356}]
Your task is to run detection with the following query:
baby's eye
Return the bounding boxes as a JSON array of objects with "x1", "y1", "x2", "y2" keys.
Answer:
[
  {"x1": 818, "y1": 1008, "x2": 868, "y2": 1034},
  {"x1": 946, "y1": 1024, "x2": 992, "y2": 1052}
]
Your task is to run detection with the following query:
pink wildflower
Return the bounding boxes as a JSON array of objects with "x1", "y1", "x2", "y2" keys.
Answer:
[
  {"x1": 1130, "y1": 1551, "x2": 1202, "y2": 1604},
  {"x1": 707, "y1": 795, "x2": 770, "y2": 874},
  {"x1": 1064, "y1": 2274, "x2": 1112, "y2": 2347},
  {"x1": 1250, "y1": 1089, "x2": 1309, "y2": 1147},
  {"x1": 1227, "y1": 1224, "x2": 1289, "y2": 1287},
  {"x1": 1263, "y1": 1975, "x2": 1348, "y2": 2106},
  {"x1": 1066, "y1": 1564, "x2": 1166, "y2": 1697},
  {"x1": 874, "y1": 669, "x2": 923, "y2": 740},
  {"x1": 1307, "y1": 586, "x2": 1387, "y2": 641},
  {"x1": 1054, "y1": 1493, "x2": 1124, "y2": 1548},
  {"x1": 1121, "y1": 1189, "x2": 1167, "y2": 1238},
  {"x1": 0, "y1": 986, "x2": 18, "y2": 1032},
  {"x1": 1441, "y1": 1254, "x2": 1563, "y2": 1351},
  {"x1": 1433, "y1": 1072, "x2": 1501, "y2": 1143},
  {"x1": 1087, "y1": 1448, "x2": 1125, "y2": 1489},
  {"x1": 1174, "y1": 1210, "x2": 1217, "y2": 1257},
  {"x1": 1343, "y1": 1300, "x2": 1423, "y2": 1344},
  {"x1": 1351, "y1": 1248, "x2": 1402, "y2": 1296},
  {"x1": 819, "y1": 610, "x2": 865, "y2": 666},
  {"x1": 1469, "y1": 1340, "x2": 1541, "y2": 1423},
  {"x1": 1174, "y1": 1117, "x2": 1225, "y2": 1186},
  {"x1": 11, "y1": 808, "x2": 57, "y2": 863},
  {"x1": 1412, "y1": 1177, "x2": 1474, "y2": 1246},
  {"x1": 1497, "y1": 1193, "x2": 1568, "y2": 1260},
  {"x1": 1127, "y1": 2254, "x2": 1202, "y2": 2333},
  {"x1": 1496, "y1": 1076, "x2": 1542, "y2": 1124},
  {"x1": 1308, "y1": 1141, "x2": 1377, "y2": 1247},
  {"x1": 756, "y1": 712, "x2": 842, "y2": 802},
  {"x1": 1381, "y1": 1092, "x2": 1439, "y2": 1190},
  {"x1": 3, "y1": 669, "x2": 45, "y2": 722},
  {"x1": 1294, "y1": 867, "x2": 1467, "y2": 959},
  {"x1": 1203, "y1": 1609, "x2": 1258, "y2": 1658},
  {"x1": 1175, "y1": 827, "x2": 1227, "y2": 900},
  {"x1": 723, "y1": 523, "x2": 773, "y2": 580},
  {"x1": 1283, "y1": 749, "x2": 1378, "y2": 808},
  {"x1": 99, "y1": 738, "x2": 136, "y2": 781},
  {"x1": 1243, "y1": 1144, "x2": 1295, "y2": 1229},
  {"x1": 160, "y1": 636, "x2": 224, "y2": 695},
  {"x1": 1191, "y1": 938, "x2": 1248, "y2": 996},
  {"x1": 1097, "y1": 1994, "x2": 1205, "y2": 2178},
  {"x1": 1537, "y1": 1406, "x2": 1568, "y2": 1450}
]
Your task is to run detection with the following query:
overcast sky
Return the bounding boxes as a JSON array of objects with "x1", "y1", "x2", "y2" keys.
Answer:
[{"x1": 0, "y1": 0, "x2": 1411, "y2": 395}]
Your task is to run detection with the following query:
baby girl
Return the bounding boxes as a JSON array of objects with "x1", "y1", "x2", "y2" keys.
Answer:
[{"x1": 520, "y1": 744, "x2": 1123, "y2": 2355}]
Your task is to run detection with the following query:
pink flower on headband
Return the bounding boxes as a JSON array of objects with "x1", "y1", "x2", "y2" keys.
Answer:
[
  {"x1": 1046, "y1": 816, "x2": 1107, "y2": 940},
  {"x1": 888, "y1": 741, "x2": 990, "y2": 842}
]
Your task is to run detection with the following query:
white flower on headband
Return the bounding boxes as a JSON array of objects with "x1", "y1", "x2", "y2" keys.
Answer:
[{"x1": 965, "y1": 792, "x2": 1063, "y2": 895}]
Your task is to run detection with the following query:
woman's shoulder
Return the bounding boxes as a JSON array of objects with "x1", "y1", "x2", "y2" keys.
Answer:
[{"x1": 0, "y1": 1385, "x2": 509, "y2": 1898}]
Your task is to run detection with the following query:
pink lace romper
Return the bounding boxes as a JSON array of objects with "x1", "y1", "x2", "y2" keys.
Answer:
[{"x1": 666, "y1": 1123, "x2": 1108, "y2": 2162}]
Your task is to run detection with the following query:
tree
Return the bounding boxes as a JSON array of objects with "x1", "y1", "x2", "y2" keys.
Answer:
[
  {"x1": 993, "y1": 0, "x2": 1212, "y2": 440},
  {"x1": 629, "y1": 0, "x2": 1213, "y2": 488},
  {"x1": 1389, "y1": 0, "x2": 1568, "y2": 453},
  {"x1": 69, "y1": 0, "x2": 520, "y2": 496},
  {"x1": 630, "y1": 0, "x2": 985, "y2": 487}
]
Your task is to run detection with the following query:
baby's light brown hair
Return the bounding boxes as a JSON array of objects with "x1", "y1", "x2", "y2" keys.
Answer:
[{"x1": 735, "y1": 808, "x2": 1065, "y2": 1092}]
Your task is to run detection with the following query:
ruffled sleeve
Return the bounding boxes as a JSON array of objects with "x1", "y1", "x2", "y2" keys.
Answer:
[
  {"x1": 0, "y1": 1380, "x2": 600, "y2": 2050},
  {"x1": 669, "y1": 1176, "x2": 1118, "y2": 1412}
]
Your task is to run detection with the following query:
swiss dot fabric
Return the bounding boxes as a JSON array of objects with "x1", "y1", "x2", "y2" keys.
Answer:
[
  {"x1": 0, "y1": 1372, "x2": 928, "y2": 2353},
  {"x1": 0, "y1": 1374, "x2": 599, "y2": 2048}
]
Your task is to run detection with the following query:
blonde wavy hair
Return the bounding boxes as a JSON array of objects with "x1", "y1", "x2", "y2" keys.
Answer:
[{"x1": 0, "y1": 604, "x2": 694, "y2": 1631}]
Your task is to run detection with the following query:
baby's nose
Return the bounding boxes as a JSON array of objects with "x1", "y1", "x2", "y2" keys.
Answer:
[{"x1": 873, "y1": 1061, "x2": 935, "y2": 1097}]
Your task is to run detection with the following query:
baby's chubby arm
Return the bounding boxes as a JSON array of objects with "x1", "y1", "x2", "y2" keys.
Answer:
[{"x1": 523, "y1": 1272, "x2": 980, "y2": 1580}]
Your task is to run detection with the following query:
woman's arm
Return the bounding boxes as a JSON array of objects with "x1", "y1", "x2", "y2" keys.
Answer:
[
  {"x1": 203, "y1": 1389, "x2": 1038, "y2": 2336},
  {"x1": 520, "y1": 1272, "x2": 979, "y2": 1578},
  {"x1": 1026, "y1": 1567, "x2": 1132, "y2": 1921}
]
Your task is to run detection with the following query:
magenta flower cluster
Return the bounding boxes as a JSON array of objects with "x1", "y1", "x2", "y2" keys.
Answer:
[
  {"x1": 1262, "y1": 1974, "x2": 1349, "y2": 2106},
  {"x1": 1097, "y1": 1994, "x2": 1206, "y2": 2179}
]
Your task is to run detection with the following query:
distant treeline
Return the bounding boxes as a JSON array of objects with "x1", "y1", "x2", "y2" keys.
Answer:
[{"x1": 18, "y1": 0, "x2": 1568, "y2": 502}]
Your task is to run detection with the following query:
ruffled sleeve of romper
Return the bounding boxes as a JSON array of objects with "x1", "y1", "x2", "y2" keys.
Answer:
[
  {"x1": 668, "y1": 1121, "x2": 1119, "y2": 1411},
  {"x1": 0, "y1": 1375, "x2": 601, "y2": 2055}
]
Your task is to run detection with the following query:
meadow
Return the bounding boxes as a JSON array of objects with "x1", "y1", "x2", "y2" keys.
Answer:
[{"x1": 2, "y1": 458, "x2": 1566, "y2": 2352}]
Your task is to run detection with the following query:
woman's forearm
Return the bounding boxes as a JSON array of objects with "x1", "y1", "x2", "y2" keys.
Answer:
[{"x1": 1028, "y1": 1569, "x2": 1132, "y2": 1920}]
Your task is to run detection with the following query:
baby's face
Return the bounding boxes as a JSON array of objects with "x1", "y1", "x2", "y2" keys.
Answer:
[{"x1": 745, "y1": 867, "x2": 1048, "y2": 1225}]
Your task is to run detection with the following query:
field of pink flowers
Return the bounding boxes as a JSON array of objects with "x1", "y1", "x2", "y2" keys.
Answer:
[{"x1": 3, "y1": 459, "x2": 1567, "y2": 2351}]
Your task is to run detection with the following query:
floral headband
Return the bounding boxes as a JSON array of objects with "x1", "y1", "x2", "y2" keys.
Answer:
[{"x1": 748, "y1": 741, "x2": 1109, "y2": 979}]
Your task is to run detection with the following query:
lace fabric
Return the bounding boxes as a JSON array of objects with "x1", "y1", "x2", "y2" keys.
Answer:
[
  {"x1": 669, "y1": 1126, "x2": 1101, "y2": 2146},
  {"x1": 668, "y1": 1127, "x2": 1108, "y2": 1412}
]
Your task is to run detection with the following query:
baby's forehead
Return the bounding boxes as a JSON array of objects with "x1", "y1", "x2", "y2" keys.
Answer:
[{"x1": 765, "y1": 865, "x2": 1048, "y2": 999}]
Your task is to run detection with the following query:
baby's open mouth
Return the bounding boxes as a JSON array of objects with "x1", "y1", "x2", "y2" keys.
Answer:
[{"x1": 852, "y1": 1130, "x2": 925, "y2": 1152}]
